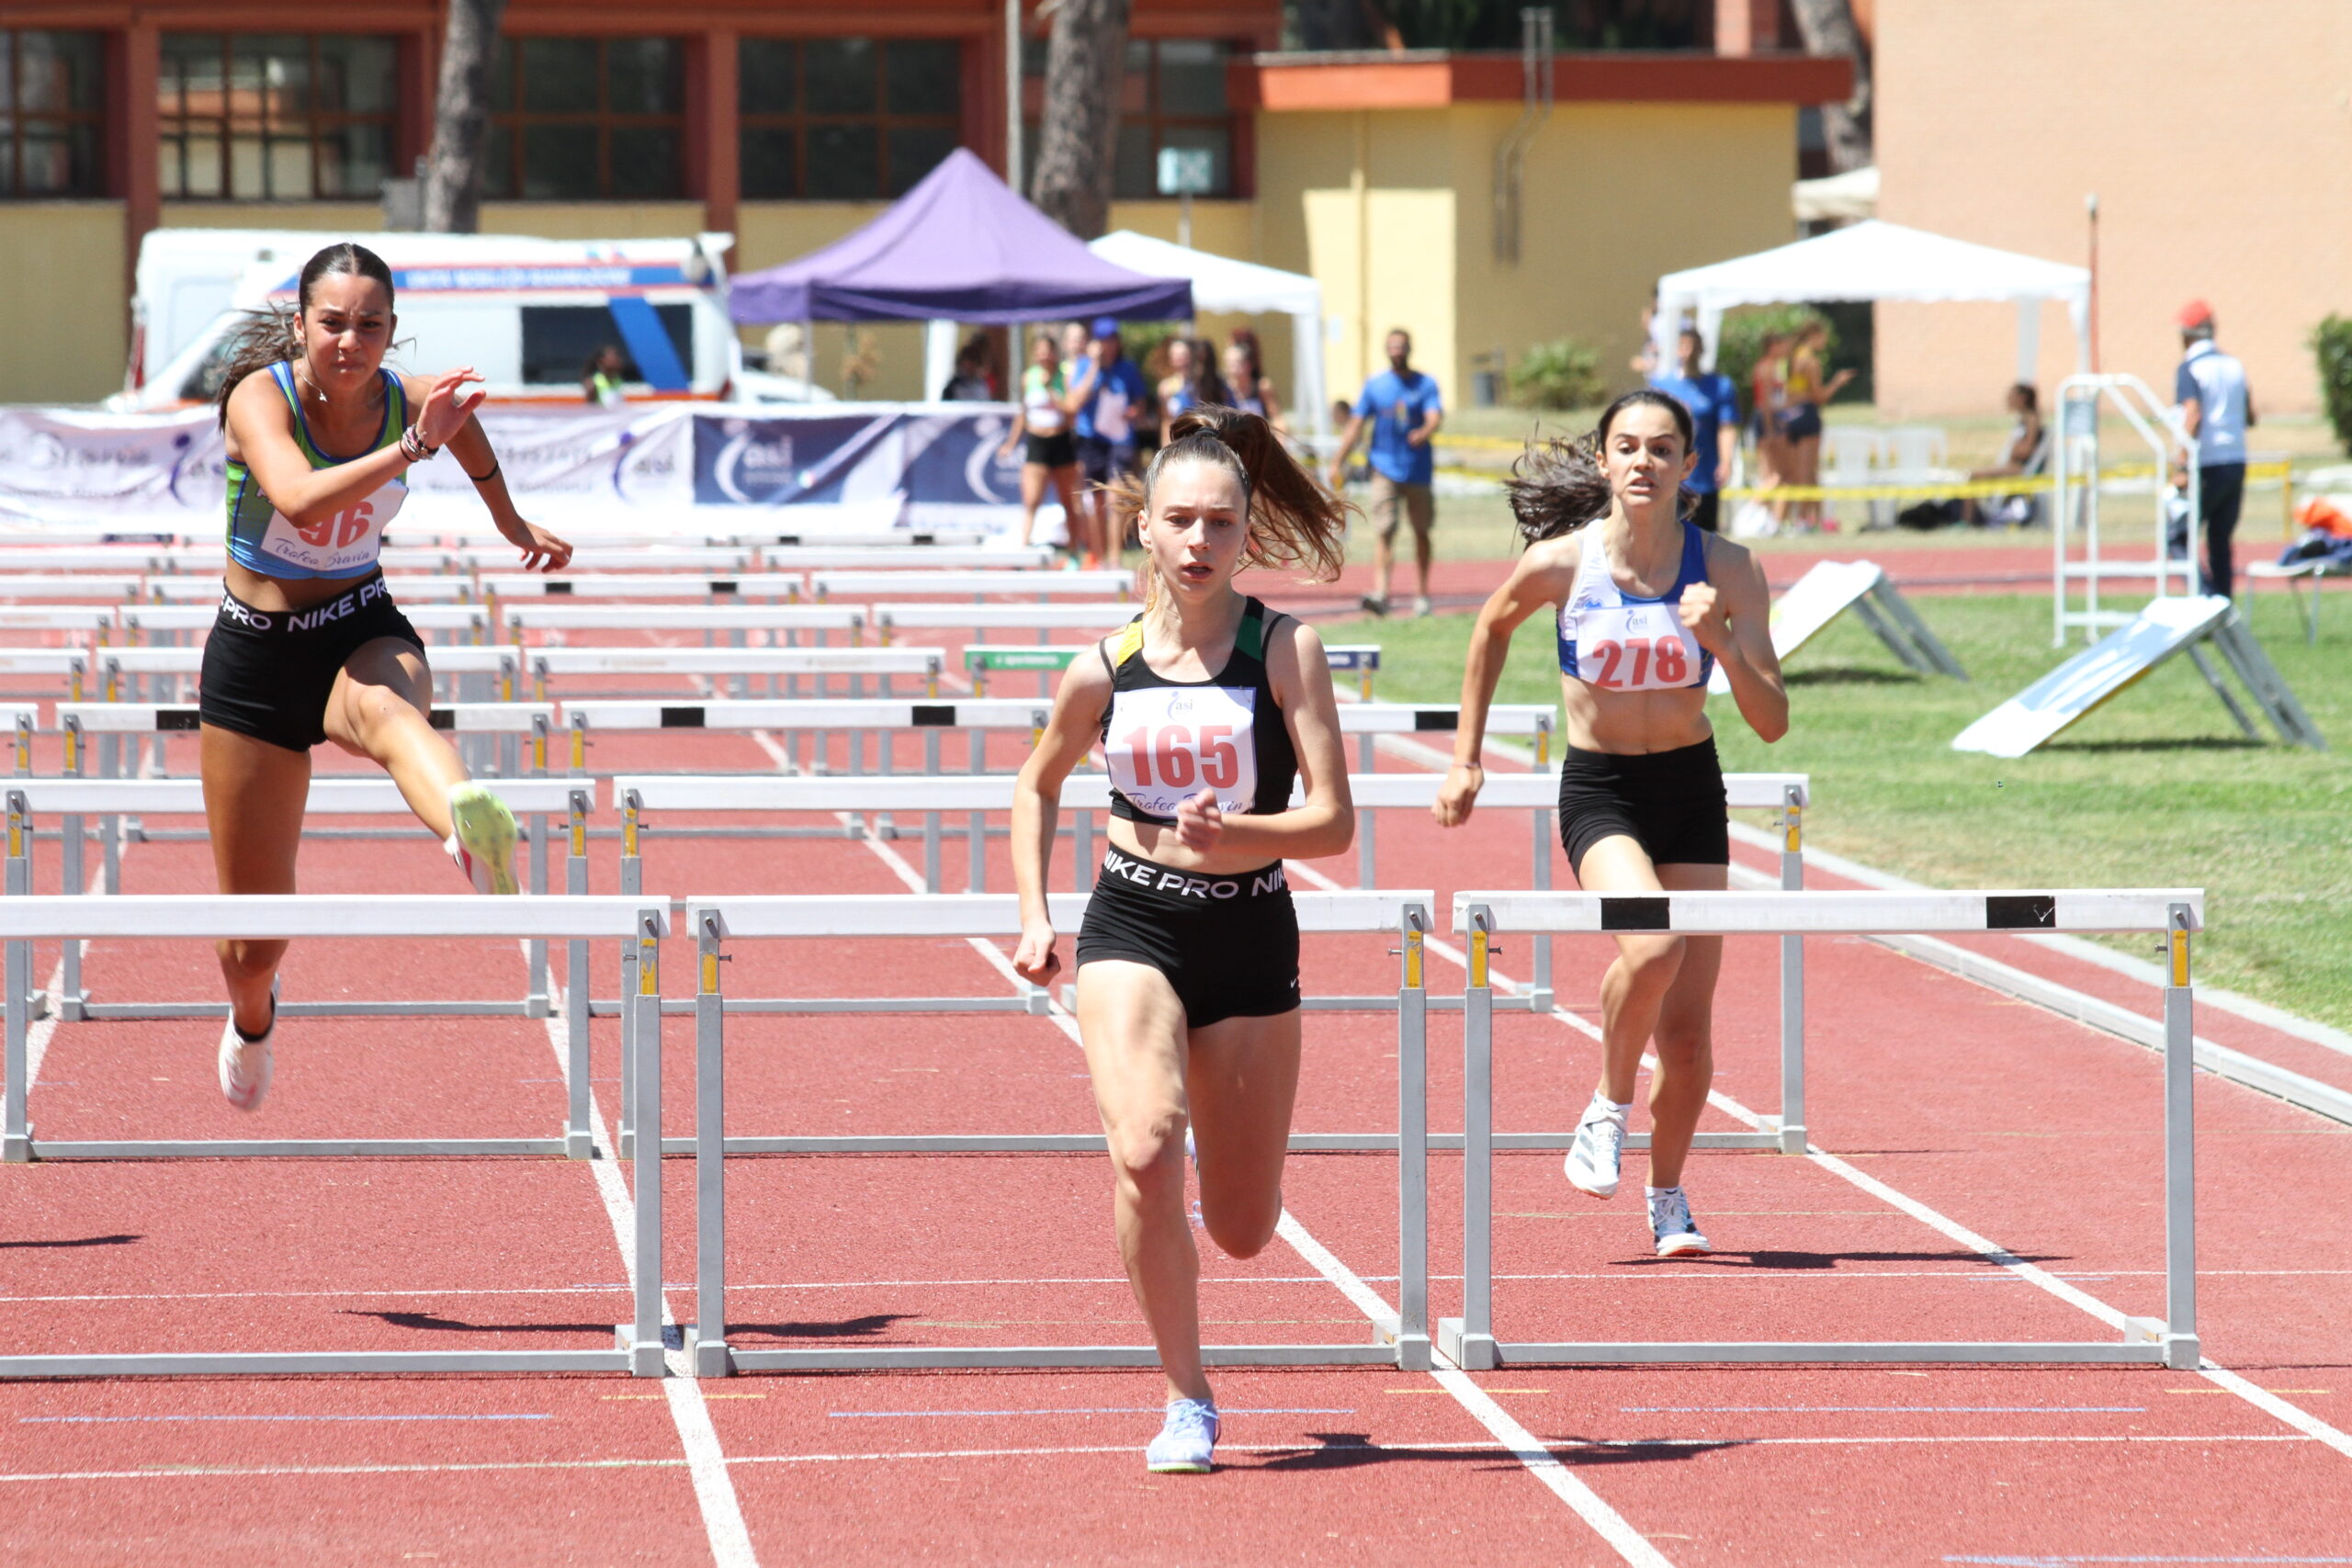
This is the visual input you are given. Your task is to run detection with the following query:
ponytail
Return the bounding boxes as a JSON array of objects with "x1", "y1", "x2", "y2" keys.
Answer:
[
  {"x1": 1507, "y1": 388, "x2": 1697, "y2": 545},
  {"x1": 211, "y1": 309, "x2": 304, "y2": 428},
  {"x1": 213, "y1": 241, "x2": 397, "y2": 427},
  {"x1": 1107, "y1": 405, "x2": 1348, "y2": 608}
]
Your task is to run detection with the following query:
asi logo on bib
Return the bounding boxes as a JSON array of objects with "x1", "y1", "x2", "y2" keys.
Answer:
[{"x1": 1103, "y1": 685, "x2": 1261, "y2": 818}]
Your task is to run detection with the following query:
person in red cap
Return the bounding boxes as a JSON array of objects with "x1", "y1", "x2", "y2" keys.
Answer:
[{"x1": 2171, "y1": 300, "x2": 2256, "y2": 597}]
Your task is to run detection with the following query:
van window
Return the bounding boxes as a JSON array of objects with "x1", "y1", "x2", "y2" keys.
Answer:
[{"x1": 521, "y1": 304, "x2": 693, "y2": 388}]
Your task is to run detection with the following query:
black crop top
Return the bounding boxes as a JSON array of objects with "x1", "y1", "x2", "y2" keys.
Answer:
[{"x1": 1096, "y1": 597, "x2": 1299, "y2": 824}]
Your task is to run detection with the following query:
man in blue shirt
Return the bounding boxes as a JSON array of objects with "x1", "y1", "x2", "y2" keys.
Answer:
[
  {"x1": 2169, "y1": 300, "x2": 2256, "y2": 597},
  {"x1": 1328, "y1": 329, "x2": 1443, "y2": 615},
  {"x1": 1646, "y1": 326, "x2": 1739, "y2": 533},
  {"x1": 1067, "y1": 318, "x2": 1151, "y2": 561}
]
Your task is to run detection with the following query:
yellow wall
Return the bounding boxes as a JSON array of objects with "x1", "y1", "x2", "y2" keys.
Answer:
[
  {"x1": 0, "y1": 204, "x2": 127, "y2": 404},
  {"x1": 1261, "y1": 100, "x2": 1794, "y2": 415}
]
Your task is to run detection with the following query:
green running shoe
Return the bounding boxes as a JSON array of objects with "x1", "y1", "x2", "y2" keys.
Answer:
[{"x1": 447, "y1": 782, "x2": 521, "y2": 896}]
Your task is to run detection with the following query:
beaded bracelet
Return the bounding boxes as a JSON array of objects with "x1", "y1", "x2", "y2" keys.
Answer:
[{"x1": 399, "y1": 423, "x2": 440, "y2": 464}]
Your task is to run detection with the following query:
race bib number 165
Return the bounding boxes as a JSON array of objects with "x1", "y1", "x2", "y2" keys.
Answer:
[{"x1": 1104, "y1": 685, "x2": 1259, "y2": 817}]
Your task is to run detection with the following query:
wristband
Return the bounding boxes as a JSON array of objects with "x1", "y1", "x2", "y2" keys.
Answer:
[
  {"x1": 464, "y1": 458, "x2": 501, "y2": 484},
  {"x1": 400, "y1": 423, "x2": 440, "y2": 463}
]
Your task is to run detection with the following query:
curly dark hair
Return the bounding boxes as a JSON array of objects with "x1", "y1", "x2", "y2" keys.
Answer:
[{"x1": 1505, "y1": 389, "x2": 1695, "y2": 545}]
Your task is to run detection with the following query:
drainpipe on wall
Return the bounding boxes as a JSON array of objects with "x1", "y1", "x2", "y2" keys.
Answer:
[{"x1": 1491, "y1": 7, "x2": 1553, "y2": 265}]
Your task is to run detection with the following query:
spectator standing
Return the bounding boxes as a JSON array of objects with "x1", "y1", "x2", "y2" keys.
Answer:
[
  {"x1": 2171, "y1": 301, "x2": 2255, "y2": 597},
  {"x1": 1069, "y1": 318, "x2": 1151, "y2": 559},
  {"x1": 1184, "y1": 337, "x2": 1232, "y2": 412},
  {"x1": 582, "y1": 344, "x2": 627, "y2": 407},
  {"x1": 1779, "y1": 321, "x2": 1853, "y2": 531},
  {"x1": 940, "y1": 339, "x2": 994, "y2": 401},
  {"x1": 1157, "y1": 338, "x2": 1196, "y2": 426},
  {"x1": 1224, "y1": 340, "x2": 1286, "y2": 434},
  {"x1": 1647, "y1": 326, "x2": 1738, "y2": 533},
  {"x1": 1327, "y1": 329, "x2": 1444, "y2": 616},
  {"x1": 998, "y1": 330, "x2": 1087, "y2": 561}
]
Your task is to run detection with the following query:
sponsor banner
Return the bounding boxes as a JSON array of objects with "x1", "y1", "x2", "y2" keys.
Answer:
[{"x1": 0, "y1": 401, "x2": 1026, "y2": 537}]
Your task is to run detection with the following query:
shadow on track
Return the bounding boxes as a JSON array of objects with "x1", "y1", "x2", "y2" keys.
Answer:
[
  {"x1": 0, "y1": 1233, "x2": 141, "y2": 1248},
  {"x1": 1612, "y1": 1247, "x2": 2067, "y2": 1271},
  {"x1": 1247, "y1": 1430, "x2": 1743, "y2": 1472}
]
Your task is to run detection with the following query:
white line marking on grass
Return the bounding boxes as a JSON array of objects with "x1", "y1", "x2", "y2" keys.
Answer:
[
  {"x1": 1297, "y1": 857, "x2": 2352, "y2": 1472},
  {"x1": 536, "y1": 956, "x2": 758, "y2": 1568}
]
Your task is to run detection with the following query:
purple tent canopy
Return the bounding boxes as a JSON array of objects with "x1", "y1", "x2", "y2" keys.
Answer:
[{"x1": 729, "y1": 149, "x2": 1192, "y2": 325}]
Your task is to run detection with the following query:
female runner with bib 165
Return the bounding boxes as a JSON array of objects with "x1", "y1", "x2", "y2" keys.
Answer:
[
  {"x1": 1437, "y1": 390, "x2": 1786, "y2": 1258},
  {"x1": 1012, "y1": 407, "x2": 1352, "y2": 1474},
  {"x1": 205, "y1": 242, "x2": 572, "y2": 1111}
]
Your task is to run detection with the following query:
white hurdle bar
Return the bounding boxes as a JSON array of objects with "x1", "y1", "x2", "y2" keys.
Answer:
[
  {"x1": 55, "y1": 702, "x2": 553, "y2": 780},
  {"x1": 97, "y1": 645, "x2": 524, "y2": 703},
  {"x1": 145, "y1": 574, "x2": 478, "y2": 604},
  {"x1": 1442, "y1": 887, "x2": 2207, "y2": 1372},
  {"x1": 759, "y1": 545, "x2": 1052, "y2": 570},
  {"x1": 119, "y1": 604, "x2": 493, "y2": 645},
  {"x1": 674, "y1": 891, "x2": 1436, "y2": 1376},
  {"x1": 0, "y1": 649, "x2": 88, "y2": 701},
  {"x1": 0, "y1": 894, "x2": 670, "y2": 1377},
  {"x1": 810, "y1": 569, "x2": 1132, "y2": 601},
  {"x1": 483, "y1": 573, "x2": 794, "y2": 603},
  {"x1": 0, "y1": 574, "x2": 145, "y2": 601},
  {"x1": 500, "y1": 604, "x2": 863, "y2": 646},
  {"x1": 5, "y1": 778, "x2": 588, "y2": 1029},
  {"x1": 873, "y1": 602, "x2": 1135, "y2": 643}
]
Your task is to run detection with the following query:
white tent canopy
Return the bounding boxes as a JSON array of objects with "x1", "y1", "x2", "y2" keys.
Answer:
[
  {"x1": 1652, "y1": 220, "x2": 2090, "y2": 384},
  {"x1": 1085, "y1": 230, "x2": 1329, "y2": 440}
]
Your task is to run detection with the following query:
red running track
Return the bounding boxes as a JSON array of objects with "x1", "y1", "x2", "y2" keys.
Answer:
[{"x1": 1, "y1": 626, "x2": 2348, "y2": 1565}]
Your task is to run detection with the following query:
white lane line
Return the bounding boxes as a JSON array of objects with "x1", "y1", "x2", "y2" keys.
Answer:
[
  {"x1": 21, "y1": 1413, "x2": 550, "y2": 1424},
  {"x1": 1294, "y1": 858, "x2": 2352, "y2": 1470},
  {"x1": 757, "y1": 732, "x2": 1670, "y2": 1566},
  {"x1": 536, "y1": 956, "x2": 758, "y2": 1568}
]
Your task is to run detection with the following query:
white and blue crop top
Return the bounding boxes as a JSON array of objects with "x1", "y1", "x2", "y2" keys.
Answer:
[
  {"x1": 1556, "y1": 521, "x2": 1715, "y2": 692},
  {"x1": 222, "y1": 361, "x2": 407, "y2": 581}
]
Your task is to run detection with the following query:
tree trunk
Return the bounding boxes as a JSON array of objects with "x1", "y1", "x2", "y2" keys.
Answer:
[
  {"x1": 1029, "y1": 0, "x2": 1130, "y2": 239},
  {"x1": 1785, "y1": 0, "x2": 1872, "y2": 173},
  {"x1": 422, "y1": 0, "x2": 507, "y2": 233}
]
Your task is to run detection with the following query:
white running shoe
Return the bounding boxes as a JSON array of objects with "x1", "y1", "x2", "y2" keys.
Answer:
[
  {"x1": 1412, "y1": 594, "x2": 1434, "y2": 617},
  {"x1": 1647, "y1": 1185, "x2": 1713, "y2": 1258},
  {"x1": 218, "y1": 997, "x2": 276, "y2": 1112},
  {"x1": 447, "y1": 783, "x2": 521, "y2": 896},
  {"x1": 1145, "y1": 1399, "x2": 1218, "y2": 1473},
  {"x1": 1565, "y1": 1100, "x2": 1628, "y2": 1199}
]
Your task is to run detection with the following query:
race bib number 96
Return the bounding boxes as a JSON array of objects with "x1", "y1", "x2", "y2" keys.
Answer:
[{"x1": 1104, "y1": 685, "x2": 1259, "y2": 818}]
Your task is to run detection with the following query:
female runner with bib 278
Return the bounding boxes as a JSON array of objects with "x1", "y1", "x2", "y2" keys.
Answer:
[
  {"x1": 205, "y1": 242, "x2": 571, "y2": 1112},
  {"x1": 1437, "y1": 390, "x2": 1786, "y2": 1258},
  {"x1": 1012, "y1": 407, "x2": 1352, "y2": 1475}
]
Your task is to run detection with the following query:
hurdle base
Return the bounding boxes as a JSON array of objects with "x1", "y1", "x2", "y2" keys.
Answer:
[
  {"x1": 27, "y1": 1136, "x2": 574, "y2": 1159},
  {"x1": 2, "y1": 1125, "x2": 29, "y2": 1164},
  {"x1": 0, "y1": 1348, "x2": 632, "y2": 1377},
  {"x1": 1370, "y1": 1313, "x2": 1433, "y2": 1372},
  {"x1": 566, "y1": 1129, "x2": 595, "y2": 1160},
  {"x1": 54, "y1": 991, "x2": 84, "y2": 1022},
  {"x1": 616, "y1": 1325, "x2": 668, "y2": 1378},
  {"x1": 722, "y1": 1342, "x2": 1407, "y2": 1371},
  {"x1": 686, "y1": 1325, "x2": 730, "y2": 1379},
  {"x1": 1476, "y1": 1339, "x2": 2176, "y2": 1366},
  {"x1": 74, "y1": 998, "x2": 546, "y2": 1021},
  {"x1": 2127, "y1": 1316, "x2": 2201, "y2": 1371},
  {"x1": 1437, "y1": 1317, "x2": 1498, "y2": 1371}
]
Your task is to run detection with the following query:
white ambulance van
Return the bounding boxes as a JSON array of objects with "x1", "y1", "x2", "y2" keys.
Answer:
[{"x1": 111, "y1": 229, "x2": 791, "y2": 411}]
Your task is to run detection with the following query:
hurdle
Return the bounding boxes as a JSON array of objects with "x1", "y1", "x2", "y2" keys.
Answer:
[
  {"x1": 56, "y1": 701, "x2": 553, "y2": 780},
  {"x1": 0, "y1": 649, "x2": 88, "y2": 701},
  {"x1": 0, "y1": 607, "x2": 115, "y2": 643},
  {"x1": 0, "y1": 893, "x2": 670, "y2": 1376},
  {"x1": 98, "y1": 644, "x2": 524, "y2": 703},
  {"x1": 962, "y1": 642, "x2": 1383, "y2": 701},
  {"x1": 122, "y1": 604, "x2": 493, "y2": 646},
  {"x1": 483, "y1": 572, "x2": 796, "y2": 604},
  {"x1": 1441, "y1": 887, "x2": 2206, "y2": 1371},
  {"x1": 873, "y1": 602, "x2": 1136, "y2": 644},
  {"x1": 674, "y1": 890, "x2": 1436, "y2": 1376},
  {"x1": 809, "y1": 569, "x2": 1132, "y2": 602},
  {"x1": 532, "y1": 648, "x2": 941, "y2": 719},
  {"x1": 500, "y1": 604, "x2": 864, "y2": 649},
  {"x1": 759, "y1": 545, "x2": 1052, "y2": 570},
  {"x1": 4, "y1": 777, "x2": 588, "y2": 1028},
  {"x1": 0, "y1": 574, "x2": 144, "y2": 601},
  {"x1": 146, "y1": 574, "x2": 479, "y2": 604}
]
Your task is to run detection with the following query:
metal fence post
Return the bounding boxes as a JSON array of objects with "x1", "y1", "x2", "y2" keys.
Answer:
[
  {"x1": 2, "y1": 791, "x2": 28, "y2": 1161},
  {"x1": 2163, "y1": 902, "x2": 2200, "y2": 1371},
  {"x1": 1442, "y1": 903, "x2": 1499, "y2": 1371},
  {"x1": 564, "y1": 789, "x2": 594, "y2": 1160},
  {"x1": 692, "y1": 907, "x2": 729, "y2": 1377},
  {"x1": 1777, "y1": 785, "x2": 1808, "y2": 1154},
  {"x1": 1393, "y1": 902, "x2": 1431, "y2": 1371},
  {"x1": 626, "y1": 908, "x2": 665, "y2": 1376}
]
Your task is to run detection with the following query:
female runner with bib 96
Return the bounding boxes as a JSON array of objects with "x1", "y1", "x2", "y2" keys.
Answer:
[
  {"x1": 1437, "y1": 390, "x2": 1786, "y2": 1258},
  {"x1": 1012, "y1": 407, "x2": 1352, "y2": 1474},
  {"x1": 205, "y1": 242, "x2": 572, "y2": 1111}
]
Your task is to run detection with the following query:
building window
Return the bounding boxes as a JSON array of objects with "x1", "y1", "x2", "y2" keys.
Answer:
[
  {"x1": 739, "y1": 38, "x2": 961, "y2": 201},
  {"x1": 158, "y1": 34, "x2": 397, "y2": 200},
  {"x1": 1023, "y1": 39, "x2": 1237, "y2": 200},
  {"x1": 2, "y1": 30, "x2": 105, "y2": 197},
  {"x1": 484, "y1": 37, "x2": 684, "y2": 201}
]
